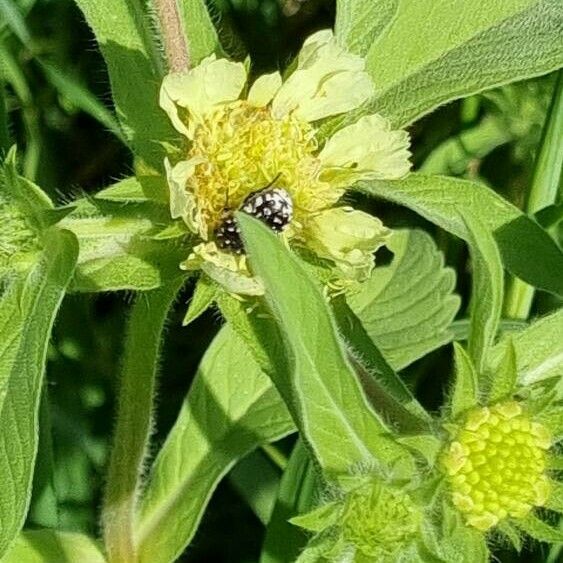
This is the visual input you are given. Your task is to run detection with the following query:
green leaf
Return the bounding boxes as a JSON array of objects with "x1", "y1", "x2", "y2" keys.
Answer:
[
  {"x1": 137, "y1": 325, "x2": 295, "y2": 563},
  {"x1": 102, "y1": 276, "x2": 184, "y2": 563},
  {"x1": 95, "y1": 176, "x2": 167, "y2": 204},
  {"x1": 397, "y1": 434, "x2": 442, "y2": 467},
  {"x1": 516, "y1": 513, "x2": 563, "y2": 542},
  {"x1": 182, "y1": 275, "x2": 217, "y2": 326},
  {"x1": 332, "y1": 297, "x2": 432, "y2": 431},
  {"x1": 261, "y1": 440, "x2": 318, "y2": 563},
  {"x1": 496, "y1": 521, "x2": 523, "y2": 552},
  {"x1": 545, "y1": 480, "x2": 563, "y2": 513},
  {"x1": 176, "y1": 0, "x2": 223, "y2": 65},
  {"x1": 450, "y1": 344, "x2": 479, "y2": 419},
  {"x1": 487, "y1": 309, "x2": 563, "y2": 386},
  {"x1": 0, "y1": 229, "x2": 78, "y2": 558},
  {"x1": 290, "y1": 502, "x2": 340, "y2": 533},
  {"x1": 238, "y1": 214, "x2": 411, "y2": 477},
  {"x1": 464, "y1": 213, "x2": 504, "y2": 375},
  {"x1": 357, "y1": 174, "x2": 563, "y2": 297},
  {"x1": 335, "y1": 0, "x2": 398, "y2": 56},
  {"x1": 58, "y1": 200, "x2": 184, "y2": 292},
  {"x1": 486, "y1": 339, "x2": 518, "y2": 403},
  {"x1": 347, "y1": 229, "x2": 460, "y2": 370},
  {"x1": 38, "y1": 61, "x2": 125, "y2": 144},
  {"x1": 437, "y1": 501, "x2": 490, "y2": 562},
  {"x1": 73, "y1": 0, "x2": 174, "y2": 171},
  {"x1": 2, "y1": 147, "x2": 53, "y2": 230},
  {"x1": 367, "y1": 0, "x2": 563, "y2": 127},
  {"x1": 2, "y1": 530, "x2": 105, "y2": 563}
]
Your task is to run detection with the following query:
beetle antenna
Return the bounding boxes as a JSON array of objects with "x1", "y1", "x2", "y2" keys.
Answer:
[{"x1": 264, "y1": 172, "x2": 282, "y2": 190}]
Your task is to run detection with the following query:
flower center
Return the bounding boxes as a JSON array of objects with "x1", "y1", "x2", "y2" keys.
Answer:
[
  {"x1": 187, "y1": 100, "x2": 340, "y2": 234},
  {"x1": 341, "y1": 482, "x2": 420, "y2": 558},
  {"x1": 442, "y1": 401, "x2": 551, "y2": 531}
]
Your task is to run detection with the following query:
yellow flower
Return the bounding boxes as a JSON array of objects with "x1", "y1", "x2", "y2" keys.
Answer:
[
  {"x1": 160, "y1": 30, "x2": 411, "y2": 294},
  {"x1": 441, "y1": 401, "x2": 551, "y2": 531}
]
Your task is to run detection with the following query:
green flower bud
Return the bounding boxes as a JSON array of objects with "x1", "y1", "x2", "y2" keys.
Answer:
[
  {"x1": 340, "y1": 481, "x2": 421, "y2": 559},
  {"x1": 441, "y1": 401, "x2": 551, "y2": 531},
  {"x1": 0, "y1": 195, "x2": 40, "y2": 276}
]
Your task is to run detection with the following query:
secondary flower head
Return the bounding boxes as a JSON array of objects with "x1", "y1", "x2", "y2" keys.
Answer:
[
  {"x1": 442, "y1": 401, "x2": 551, "y2": 532},
  {"x1": 291, "y1": 477, "x2": 422, "y2": 561},
  {"x1": 160, "y1": 30, "x2": 411, "y2": 294}
]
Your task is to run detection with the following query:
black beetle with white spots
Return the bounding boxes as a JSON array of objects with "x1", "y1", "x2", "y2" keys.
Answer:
[{"x1": 215, "y1": 186, "x2": 293, "y2": 254}]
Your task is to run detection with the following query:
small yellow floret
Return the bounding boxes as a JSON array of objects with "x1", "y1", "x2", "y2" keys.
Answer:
[{"x1": 442, "y1": 402, "x2": 551, "y2": 531}]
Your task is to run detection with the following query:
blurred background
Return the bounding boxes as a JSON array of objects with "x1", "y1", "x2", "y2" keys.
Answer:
[{"x1": 0, "y1": 0, "x2": 560, "y2": 560}]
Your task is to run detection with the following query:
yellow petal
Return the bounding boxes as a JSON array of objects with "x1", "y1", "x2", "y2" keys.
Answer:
[
  {"x1": 160, "y1": 56, "x2": 247, "y2": 137},
  {"x1": 165, "y1": 157, "x2": 205, "y2": 235},
  {"x1": 182, "y1": 242, "x2": 264, "y2": 296},
  {"x1": 271, "y1": 29, "x2": 374, "y2": 121},
  {"x1": 319, "y1": 114, "x2": 411, "y2": 187},
  {"x1": 303, "y1": 207, "x2": 391, "y2": 281},
  {"x1": 247, "y1": 72, "x2": 282, "y2": 107}
]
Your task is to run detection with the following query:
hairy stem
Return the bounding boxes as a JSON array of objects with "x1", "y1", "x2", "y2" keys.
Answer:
[
  {"x1": 153, "y1": 0, "x2": 190, "y2": 72},
  {"x1": 504, "y1": 71, "x2": 563, "y2": 319},
  {"x1": 102, "y1": 276, "x2": 184, "y2": 563}
]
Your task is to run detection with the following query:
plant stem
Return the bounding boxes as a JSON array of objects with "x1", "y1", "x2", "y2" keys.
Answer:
[
  {"x1": 504, "y1": 71, "x2": 563, "y2": 319},
  {"x1": 102, "y1": 276, "x2": 184, "y2": 563},
  {"x1": 260, "y1": 440, "x2": 317, "y2": 563},
  {"x1": 153, "y1": 0, "x2": 190, "y2": 72}
]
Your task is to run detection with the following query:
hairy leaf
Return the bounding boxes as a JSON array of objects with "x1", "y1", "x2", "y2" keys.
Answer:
[
  {"x1": 332, "y1": 298, "x2": 432, "y2": 431},
  {"x1": 176, "y1": 0, "x2": 222, "y2": 65},
  {"x1": 137, "y1": 326, "x2": 294, "y2": 563},
  {"x1": 516, "y1": 513, "x2": 563, "y2": 542},
  {"x1": 450, "y1": 344, "x2": 479, "y2": 418},
  {"x1": 486, "y1": 339, "x2": 518, "y2": 403},
  {"x1": 73, "y1": 0, "x2": 175, "y2": 171},
  {"x1": 487, "y1": 309, "x2": 563, "y2": 386},
  {"x1": 335, "y1": 0, "x2": 398, "y2": 56},
  {"x1": 347, "y1": 229, "x2": 460, "y2": 370},
  {"x1": 464, "y1": 213, "x2": 504, "y2": 374},
  {"x1": 238, "y1": 214, "x2": 411, "y2": 477},
  {"x1": 182, "y1": 275, "x2": 217, "y2": 326},
  {"x1": 58, "y1": 200, "x2": 184, "y2": 292},
  {"x1": 0, "y1": 229, "x2": 78, "y2": 557},
  {"x1": 368, "y1": 0, "x2": 563, "y2": 127},
  {"x1": 357, "y1": 174, "x2": 563, "y2": 297}
]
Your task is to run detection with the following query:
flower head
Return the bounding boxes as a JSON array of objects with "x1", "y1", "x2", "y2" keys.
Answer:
[
  {"x1": 291, "y1": 477, "x2": 422, "y2": 562},
  {"x1": 442, "y1": 401, "x2": 551, "y2": 531},
  {"x1": 160, "y1": 30, "x2": 410, "y2": 294}
]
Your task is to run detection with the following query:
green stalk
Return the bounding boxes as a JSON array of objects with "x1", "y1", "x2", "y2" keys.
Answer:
[
  {"x1": 101, "y1": 277, "x2": 184, "y2": 563},
  {"x1": 504, "y1": 71, "x2": 563, "y2": 319},
  {"x1": 153, "y1": 0, "x2": 190, "y2": 71},
  {"x1": 260, "y1": 440, "x2": 317, "y2": 563}
]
